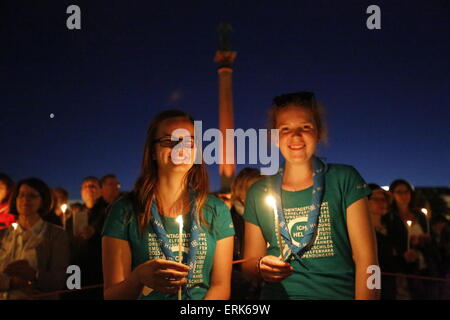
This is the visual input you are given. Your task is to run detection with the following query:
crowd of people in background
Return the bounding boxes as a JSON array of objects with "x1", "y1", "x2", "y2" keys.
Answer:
[
  {"x1": 367, "y1": 180, "x2": 450, "y2": 300},
  {"x1": 1, "y1": 168, "x2": 449, "y2": 300},
  {"x1": 0, "y1": 99, "x2": 449, "y2": 300},
  {"x1": 0, "y1": 173, "x2": 121, "y2": 299}
]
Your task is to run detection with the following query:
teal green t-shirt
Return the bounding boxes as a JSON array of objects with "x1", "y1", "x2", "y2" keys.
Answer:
[
  {"x1": 243, "y1": 164, "x2": 371, "y2": 300},
  {"x1": 102, "y1": 194, "x2": 235, "y2": 300}
]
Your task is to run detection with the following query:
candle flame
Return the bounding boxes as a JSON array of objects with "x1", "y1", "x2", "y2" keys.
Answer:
[
  {"x1": 61, "y1": 203, "x2": 68, "y2": 213},
  {"x1": 12, "y1": 222, "x2": 18, "y2": 230},
  {"x1": 175, "y1": 215, "x2": 183, "y2": 227},
  {"x1": 265, "y1": 195, "x2": 276, "y2": 208},
  {"x1": 406, "y1": 220, "x2": 412, "y2": 227},
  {"x1": 421, "y1": 208, "x2": 428, "y2": 216}
]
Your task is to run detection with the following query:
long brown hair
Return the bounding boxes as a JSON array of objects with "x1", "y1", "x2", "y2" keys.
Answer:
[{"x1": 133, "y1": 110, "x2": 210, "y2": 233}]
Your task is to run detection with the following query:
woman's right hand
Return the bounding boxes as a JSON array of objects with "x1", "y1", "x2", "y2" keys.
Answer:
[
  {"x1": 258, "y1": 255, "x2": 293, "y2": 282},
  {"x1": 136, "y1": 259, "x2": 189, "y2": 294}
]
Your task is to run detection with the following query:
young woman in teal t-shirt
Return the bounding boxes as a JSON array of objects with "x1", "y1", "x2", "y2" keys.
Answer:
[
  {"x1": 102, "y1": 110, "x2": 234, "y2": 300},
  {"x1": 242, "y1": 92, "x2": 379, "y2": 300}
]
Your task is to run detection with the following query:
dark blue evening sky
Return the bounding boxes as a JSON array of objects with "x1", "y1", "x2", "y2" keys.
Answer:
[{"x1": 1, "y1": 0, "x2": 449, "y2": 200}]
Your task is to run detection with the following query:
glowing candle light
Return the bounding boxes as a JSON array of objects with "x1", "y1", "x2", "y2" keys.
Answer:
[
  {"x1": 61, "y1": 203, "x2": 68, "y2": 231},
  {"x1": 421, "y1": 208, "x2": 430, "y2": 234},
  {"x1": 175, "y1": 215, "x2": 184, "y2": 300},
  {"x1": 11, "y1": 222, "x2": 18, "y2": 259},
  {"x1": 266, "y1": 195, "x2": 284, "y2": 261},
  {"x1": 406, "y1": 220, "x2": 412, "y2": 250}
]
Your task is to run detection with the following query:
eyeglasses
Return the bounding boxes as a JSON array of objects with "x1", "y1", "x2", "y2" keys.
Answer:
[{"x1": 154, "y1": 136, "x2": 195, "y2": 149}]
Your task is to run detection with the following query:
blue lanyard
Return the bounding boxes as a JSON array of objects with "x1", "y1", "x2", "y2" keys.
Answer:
[
  {"x1": 149, "y1": 194, "x2": 200, "y2": 299},
  {"x1": 273, "y1": 156, "x2": 327, "y2": 261}
]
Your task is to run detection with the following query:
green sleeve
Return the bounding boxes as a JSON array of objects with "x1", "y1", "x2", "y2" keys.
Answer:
[
  {"x1": 102, "y1": 197, "x2": 132, "y2": 240},
  {"x1": 212, "y1": 199, "x2": 235, "y2": 240},
  {"x1": 342, "y1": 166, "x2": 371, "y2": 209}
]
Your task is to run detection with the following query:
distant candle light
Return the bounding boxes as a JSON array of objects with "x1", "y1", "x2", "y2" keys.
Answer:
[{"x1": 421, "y1": 208, "x2": 430, "y2": 234}]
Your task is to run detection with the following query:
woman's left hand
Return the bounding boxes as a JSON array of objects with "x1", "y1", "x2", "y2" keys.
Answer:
[{"x1": 4, "y1": 260, "x2": 37, "y2": 282}]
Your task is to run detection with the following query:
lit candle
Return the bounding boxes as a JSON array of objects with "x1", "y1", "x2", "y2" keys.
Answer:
[
  {"x1": 175, "y1": 215, "x2": 184, "y2": 300},
  {"x1": 266, "y1": 195, "x2": 284, "y2": 261},
  {"x1": 406, "y1": 220, "x2": 412, "y2": 250},
  {"x1": 421, "y1": 208, "x2": 430, "y2": 234},
  {"x1": 61, "y1": 203, "x2": 68, "y2": 231},
  {"x1": 11, "y1": 222, "x2": 18, "y2": 259}
]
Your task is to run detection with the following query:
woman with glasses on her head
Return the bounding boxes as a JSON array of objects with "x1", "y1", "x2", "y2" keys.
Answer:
[
  {"x1": 0, "y1": 178, "x2": 70, "y2": 299},
  {"x1": 102, "y1": 109, "x2": 235, "y2": 300},
  {"x1": 241, "y1": 92, "x2": 379, "y2": 300}
]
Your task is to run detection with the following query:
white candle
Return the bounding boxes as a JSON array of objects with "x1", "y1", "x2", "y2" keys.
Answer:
[
  {"x1": 11, "y1": 223, "x2": 18, "y2": 259},
  {"x1": 421, "y1": 208, "x2": 430, "y2": 234},
  {"x1": 406, "y1": 220, "x2": 412, "y2": 250},
  {"x1": 266, "y1": 195, "x2": 284, "y2": 261},
  {"x1": 175, "y1": 215, "x2": 184, "y2": 300},
  {"x1": 61, "y1": 203, "x2": 68, "y2": 231}
]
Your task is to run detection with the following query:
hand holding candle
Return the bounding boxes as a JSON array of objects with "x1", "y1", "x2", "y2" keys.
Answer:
[
  {"x1": 175, "y1": 215, "x2": 184, "y2": 300},
  {"x1": 266, "y1": 195, "x2": 284, "y2": 261}
]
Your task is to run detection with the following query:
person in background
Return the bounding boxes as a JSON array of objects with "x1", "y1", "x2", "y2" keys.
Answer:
[
  {"x1": 230, "y1": 168, "x2": 263, "y2": 264},
  {"x1": 0, "y1": 178, "x2": 70, "y2": 299},
  {"x1": 384, "y1": 179, "x2": 439, "y2": 299},
  {"x1": 367, "y1": 183, "x2": 398, "y2": 299},
  {"x1": 44, "y1": 187, "x2": 70, "y2": 228},
  {"x1": 66, "y1": 176, "x2": 108, "y2": 299},
  {"x1": 229, "y1": 167, "x2": 263, "y2": 300},
  {"x1": 101, "y1": 174, "x2": 121, "y2": 205},
  {"x1": 0, "y1": 173, "x2": 15, "y2": 230},
  {"x1": 430, "y1": 214, "x2": 450, "y2": 299}
]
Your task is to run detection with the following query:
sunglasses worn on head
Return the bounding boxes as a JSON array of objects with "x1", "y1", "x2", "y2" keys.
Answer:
[
  {"x1": 272, "y1": 91, "x2": 315, "y2": 107},
  {"x1": 154, "y1": 136, "x2": 195, "y2": 149}
]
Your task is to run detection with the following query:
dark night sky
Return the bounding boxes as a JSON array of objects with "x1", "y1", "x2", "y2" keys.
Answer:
[{"x1": 1, "y1": 0, "x2": 449, "y2": 200}]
